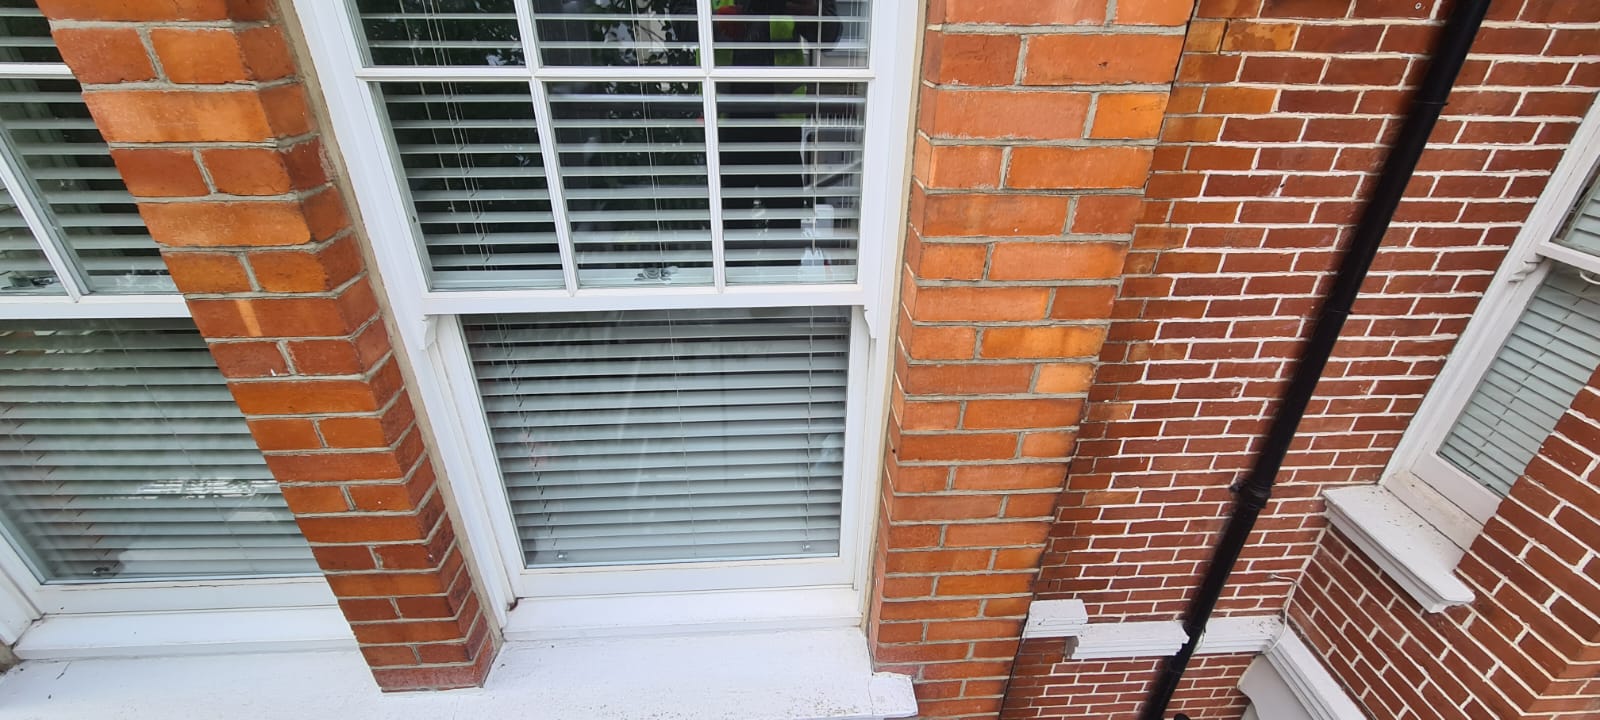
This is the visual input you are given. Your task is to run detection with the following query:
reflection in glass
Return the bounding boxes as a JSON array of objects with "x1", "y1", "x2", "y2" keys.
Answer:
[
  {"x1": 0, "y1": 1, "x2": 61, "y2": 64},
  {"x1": 0, "y1": 319, "x2": 318, "y2": 582},
  {"x1": 718, "y1": 81, "x2": 863, "y2": 285},
  {"x1": 1553, "y1": 173, "x2": 1600, "y2": 258},
  {"x1": 710, "y1": 0, "x2": 868, "y2": 68},
  {"x1": 533, "y1": 0, "x2": 699, "y2": 67},
  {"x1": 548, "y1": 81, "x2": 713, "y2": 288},
  {"x1": 356, "y1": 0, "x2": 524, "y2": 67},
  {"x1": 465, "y1": 306, "x2": 849, "y2": 567},
  {"x1": 379, "y1": 81, "x2": 564, "y2": 290},
  {"x1": 0, "y1": 78, "x2": 173, "y2": 294},
  {"x1": 0, "y1": 184, "x2": 61, "y2": 295}
]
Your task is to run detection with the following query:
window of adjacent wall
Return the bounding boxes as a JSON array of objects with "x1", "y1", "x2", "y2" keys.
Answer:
[
  {"x1": 1393, "y1": 100, "x2": 1600, "y2": 538},
  {"x1": 295, "y1": 0, "x2": 912, "y2": 606},
  {"x1": 0, "y1": 7, "x2": 325, "y2": 628}
]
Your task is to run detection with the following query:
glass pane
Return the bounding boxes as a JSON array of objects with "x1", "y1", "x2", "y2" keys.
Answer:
[
  {"x1": 465, "y1": 306, "x2": 850, "y2": 567},
  {"x1": 0, "y1": 183, "x2": 62, "y2": 294},
  {"x1": 533, "y1": 0, "x2": 699, "y2": 67},
  {"x1": 355, "y1": 0, "x2": 524, "y2": 67},
  {"x1": 1554, "y1": 171, "x2": 1600, "y2": 258},
  {"x1": 0, "y1": 1, "x2": 61, "y2": 64},
  {"x1": 548, "y1": 81, "x2": 713, "y2": 288},
  {"x1": 711, "y1": 0, "x2": 868, "y2": 68},
  {"x1": 378, "y1": 81, "x2": 563, "y2": 290},
  {"x1": 1437, "y1": 265, "x2": 1600, "y2": 496},
  {"x1": 718, "y1": 81, "x2": 863, "y2": 285},
  {"x1": 0, "y1": 319, "x2": 319, "y2": 582},
  {"x1": 0, "y1": 78, "x2": 173, "y2": 294}
]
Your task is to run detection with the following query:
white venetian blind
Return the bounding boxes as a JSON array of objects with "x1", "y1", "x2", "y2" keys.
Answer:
[
  {"x1": 1438, "y1": 265, "x2": 1600, "y2": 496},
  {"x1": 0, "y1": 77, "x2": 173, "y2": 294},
  {"x1": 1553, "y1": 169, "x2": 1600, "y2": 258},
  {"x1": 464, "y1": 306, "x2": 849, "y2": 567},
  {"x1": 0, "y1": 1, "x2": 60, "y2": 64},
  {"x1": 0, "y1": 319, "x2": 318, "y2": 583},
  {"x1": 0, "y1": 182, "x2": 60, "y2": 295}
]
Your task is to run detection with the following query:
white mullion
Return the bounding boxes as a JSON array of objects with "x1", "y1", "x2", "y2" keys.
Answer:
[
  {"x1": 525, "y1": 66, "x2": 874, "y2": 82},
  {"x1": 695, "y1": 0, "x2": 727, "y2": 291},
  {"x1": 0, "y1": 119, "x2": 85, "y2": 300},
  {"x1": 516, "y1": 2, "x2": 580, "y2": 295},
  {"x1": 1536, "y1": 242, "x2": 1600, "y2": 277},
  {"x1": 420, "y1": 283, "x2": 866, "y2": 316}
]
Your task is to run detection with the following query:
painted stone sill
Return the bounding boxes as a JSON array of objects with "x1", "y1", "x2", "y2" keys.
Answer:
[
  {"x1": 0, "y1": 628, "x2": 917, "y2": 720},
  {"x1": 1322, "y1": 486, "x2": 1475, "y2": 613},
  {"x1": 1238, "y1": 628, "x2": 1367, "y2": 720}
]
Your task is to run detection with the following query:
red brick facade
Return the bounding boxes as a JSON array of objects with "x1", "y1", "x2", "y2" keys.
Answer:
[
  {"x1": 14, "y1": 0, "x2": 1600, "y2": 717},
  {"x1": 37, "y1": 0, "x2": 496, "y2": 691}
]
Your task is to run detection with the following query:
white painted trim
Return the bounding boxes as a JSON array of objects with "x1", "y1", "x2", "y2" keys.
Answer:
[
  {"x1": 0, "y1": 572, "x2": 38, "y2": 646},
  {"x1": 0, "y1": 294, "x2": 189, "y2": 319},
  {"x1": 1323, "y1": 486, "x2": 1474, "y2": 613},
  {"x1": 1385, "y1": 95, "x2": 1600, "y2": 528},
  {"x1": 1066, "y1": 621, "x2": 1188, "y2": 660},
  {"x1": 503, "y1": 585, "x2": 860, "y2": 641},
  {"x1": 11, "y1": 606, "x2": 353, "y2": 661},
  {"x1": 0, "y1": 630, "x2": 918, "y2": 720},
  {"x1": 291, "y1": 0, "x2": 918, "y2": 613},
  {"x1": 1021, "y1": 599, "x2": 1089, "y2": 639},
  {"x1": 1196, "y1": 616, "x2": 1283, "y2": 655},
  {"x1": 1239, "y1": 629, "x2": 1366, "y2": 720}
]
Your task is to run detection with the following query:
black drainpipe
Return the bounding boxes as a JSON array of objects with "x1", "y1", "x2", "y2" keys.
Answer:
[{"x1": 1138, "y1": 1, "x2": 1492, "y2": 718}]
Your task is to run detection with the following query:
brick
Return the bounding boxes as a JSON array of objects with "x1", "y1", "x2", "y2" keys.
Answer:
[
  {"x1": 988, "y1": 242, "x2": 1127, "y2": 281},
  {"x1": 1007, "y1": 147, "x2": 1155, "y2": 190},
  {"x1": 981, "y1": 327, "x2": 1107, "y2": 359},
  {"x1": 1023, "y1": 34, "x2": 1186, "y2": 85},
  {"x1": 920, "y1": 194, "x2": 1070, "y2": 237},
  {"x1": 941, "y1": 0, "x2": 1107, "y2": 24},
  {"x1": 160, "y1": 250, "x2": 252, "y2": 293},
  {"x1": 964, "y1": 399, "x2": 1084, "y2": 429},
  {"x1": 909, "y1": 240, "x2": 987, "y2": 280},
  {"x1": 1116, "y1": 0, "x2": 1197, "y2": 25},
  {"x1": 246, "y1": 418, "x2": 321, "y2": 451},
  {"x1": 902, "y1": 364, "x2": 1036, "y2": 395},
  {"x1": 138, "y1": 200, "x2": 316, "y2": 247},
  {"x1": 37, "y1": 0, "x2": 269, "y2": 21},
  {"x1": 924, "y1": 88, "x2": 1091, "y2": 140},
  {"x1": 247, "y1": 237, "x2": 364, "y2": 292},
  {"x1": 922, "y1": 144, "x2": 1005, "y2": 190},
  {"x1": 925, "y1": 33, "x2": 1021, "y2": 86},
  {"x1": 109, "y1": 149, "x2": 208, "y2": 198},
  {"x1": 84, "y1": 90, "x2": 277, "y2": 143},
  {"x1": 1091, "y1": 93, "x2": 1171, "y2": 139},
  {"x1": 1073, "y1": 195, "x2": 1144, "y2": 234},
  {"x1": 228, "y1": 379, "x2": 387, "y2": 415},
  {"x1": 208, "y1": 340, "x2": 288, "y2": 378},
  {"x1": 150, "y1": 28, "x2": 251, "y2": 84},
  {"x1": 50, "y1": 28, "x2": 155, "y2": 83},
  {"x1": 910, "y1": 287, "x2": 1052, "y2": 321},
  {"x1": 202, "y1": 148, "x2": 296, "y2": 196}
]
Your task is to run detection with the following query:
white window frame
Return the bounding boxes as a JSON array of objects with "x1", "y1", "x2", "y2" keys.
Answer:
[
  {"x1": 1385, "y1": 97, "x2": 1600, "y2": 546},
  {"x1": 0, "y1": 59, "x2": 336, "y2": 647},
  {"x1": 290, "y1": 0, "x2": 917, "y2": 630}
]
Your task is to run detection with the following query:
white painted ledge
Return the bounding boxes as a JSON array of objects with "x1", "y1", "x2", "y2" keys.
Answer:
[
  {"x1": 1068, "y1": 620, "x2": 1188, "y2": 660},
  {"x1": 12, "y1": 606, "x2": 354, "y2": 660},
  {"x1": 0, "y1": 628, "x2": 917, "y2": 720},
  {"x1": 1323, "y1": 486, "x2": 1475, "y2": 613},
  {"x1": 1021, "y1": 599, "x2": 1089, "y2": 639},
  {"x1": 1238, "y1": 629, "x2": 1366, "y2": 720},
  {"x1": 1196, "y1": 616, "x2": 1282, "y2": 655}
]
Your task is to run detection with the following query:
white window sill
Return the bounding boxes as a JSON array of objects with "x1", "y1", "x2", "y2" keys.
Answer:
[
  {"x1": 1238, "y1": 628, "x2": 1366, "y2": 720},
  {"x1": 1322, "y1": 486, "x2": 1475, "y2": 613},
  {"x1": 0, "y1": 628, "x2": 916, "y2": 720}
]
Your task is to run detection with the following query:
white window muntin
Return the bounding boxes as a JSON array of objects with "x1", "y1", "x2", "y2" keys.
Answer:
[
  {"x1": 1387, "y1": 96, "x2": 1600, "y2": 538},
  {"x1": 292, "y1": 0, "x2": 915, "y2": 611}
]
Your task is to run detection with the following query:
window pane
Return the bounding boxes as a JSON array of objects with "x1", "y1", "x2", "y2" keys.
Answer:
[
  {"x1": 1438, "y1": 265, "x2": 1600, "y2": 496},
  {"x1": 711, "y1": 0, "x2": 869, "y2": 68},
  {"x1": 466, "y1": 306, "x2": 849, "y2": 567},
  {"x1": 1554, "y1": 170, "x2": 1600, "y2": 259},
  {"x1": 379, "y1": 81, "x2": 564, "y2": 290},
  {"x1": 533, "y1": 0, "x2": 699, "y2": 67},
  {"x1": 355, "y1": 0, "x2": 524, "y2": 67},
  {"x1": 0, "y1": 319, "x2": 319, "y2": 582},
  {"x1": 0, "y1": 78, "x2": 173, "y2": 294},
  {"x1": 548, "y1": 81, "x2": 713, "y2": 288},
  {"x1": 718, "y1": 81, "x2": 863, "y2": 285},
  {"x1": 0, "y1": 1, "x2": 61, "y2": 64},
  {"x1": 0, "y1": 183, "x2": 62, "y2": 295}
]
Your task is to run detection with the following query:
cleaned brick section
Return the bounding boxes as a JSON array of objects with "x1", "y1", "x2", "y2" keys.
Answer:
[
  {"x1": 872, "y1": 3, "x2": 1193, "y2": 718},
  {"x1": 41, "y1": 3, "x2": 496, "y2": 691},
  {"x1": 1009, "y1": 0, "x2": 1600, "y2": 717}
]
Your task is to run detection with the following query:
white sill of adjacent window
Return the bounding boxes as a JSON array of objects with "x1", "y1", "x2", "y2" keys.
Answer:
[
  {"x1": 10, "y1": 606, "x2": 354, "y2": 660},
  {"x1": 1322, "y1": 485, "x2": 1475, "y2": 613},
  {"x1": 0, "y1": 628, "x2": 917, "y2": 720}
]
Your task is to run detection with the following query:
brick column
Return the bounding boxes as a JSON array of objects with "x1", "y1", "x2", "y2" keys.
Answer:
[
  {"x1": 869, "y1": 2, "x2": 1194, "y2": 718},
  {"x1": 40, "y1": 0, "x2": 497, "y2": 691}
]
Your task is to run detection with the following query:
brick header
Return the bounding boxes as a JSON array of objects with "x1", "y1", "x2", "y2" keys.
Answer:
[{"x1": 38, "y1": 0, "x2": 497, "y2": 691}]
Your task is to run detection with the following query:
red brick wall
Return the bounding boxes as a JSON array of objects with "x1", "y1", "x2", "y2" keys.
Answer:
[
  {"x1": 870, "y1": 2, "x2": 1195, "y2": 717},
  {"x1": 1003, "y1": 645, "x2": 1251, "y2": 719},
  {"x1": 1002, "y1": 0, "x2": 1600, "y2": 717},
  {"x1": 38, "y1": 0, "x2": 496, "y2": 691}
]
